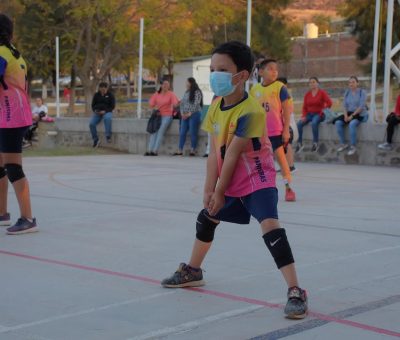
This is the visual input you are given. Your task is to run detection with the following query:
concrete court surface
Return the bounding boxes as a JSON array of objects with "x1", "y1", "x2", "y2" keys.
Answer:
[{"x1": 0, "y1": 154, "x2": 399, "y2": 340}]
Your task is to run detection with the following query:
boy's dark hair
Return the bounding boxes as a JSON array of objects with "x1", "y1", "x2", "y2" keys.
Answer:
[
  {"x1": 259, "y1": 58, "x2": 277, "y2": 69},
  {"x1": 212, "y1": 41, "x2": 254, "y2": 74},
  {"x1": 99, "y1": 82, "x2": 108, "y2": 88},
  {"x1": 0, "y1": 14, "x2": 20, "y2": 59},
  {"x1": 309, "y1": 76, "x2": 319, "y2": 83},
  {"x1": 277, "y1": 77, "x2": 288, "y2": 85}
]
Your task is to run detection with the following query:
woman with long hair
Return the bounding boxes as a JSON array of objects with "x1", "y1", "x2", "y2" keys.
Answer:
[
  {"x1": 173, "y1": 77, "x2": 203, "y2": 156},
  {"x1": 0, "y1": 14, "x2": 38, "y2": 234},
  {"x1": 145, "y1": 80, "x2": 179, "y2": 156}
]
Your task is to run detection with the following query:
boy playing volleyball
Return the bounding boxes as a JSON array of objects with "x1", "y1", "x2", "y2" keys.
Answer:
[{"x1": 161, "y1": 41, "x2": 307, "y2": 319}]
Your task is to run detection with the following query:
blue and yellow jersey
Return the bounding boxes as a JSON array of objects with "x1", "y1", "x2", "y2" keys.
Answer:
[{"x1": 202, "y1": 93, "x2": 276, "y2": 197}]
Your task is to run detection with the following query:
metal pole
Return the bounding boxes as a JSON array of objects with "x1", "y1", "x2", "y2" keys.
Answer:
[
  {"x1": 55, "y1": 36, "x2": 60, "y2": 118},
  {"x1": 137, "y1": 18, "x2": 144, "y2": 119},
  {"x1": 245, "y1": 0, "x2": 252, "y2": 92},
  {"x1": 383, "y1": 0, "x2": 394, "y2": 117},
  {"x1": 370, "y1": 0, "x2": 381, "y2": 123}
]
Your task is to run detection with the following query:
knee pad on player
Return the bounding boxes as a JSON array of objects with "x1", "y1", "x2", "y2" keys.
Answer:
[
  {"x1": 263, "y1": 228, "x2": 294, "y2": 269},
  {"x1": 4, "y1": 163, "x2": 25, "y2": 183},
  {"x1": 0, "y1": 167, "x2": 6, "y2": 179},
  {"x1": 196, "y1": 209, "x2": 219, "y2": 243}
]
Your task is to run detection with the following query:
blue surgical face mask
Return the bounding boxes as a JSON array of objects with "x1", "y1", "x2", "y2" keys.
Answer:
[{"x1": 209, "y1": 71, "x2": 241, "y2": 97}]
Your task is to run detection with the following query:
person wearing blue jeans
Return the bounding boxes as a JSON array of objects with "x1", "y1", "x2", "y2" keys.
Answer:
[
  {"x1": 89, "y1": 111, "x2": 112, "y2": 146},
  {"x1": 89, "y1": 82, "x2": 115, "y2": 147},
  {"x1": 295, "y1": 77, "x2": 332, "y2": 153},
  {"x1": 147, "y1": 116, "x2": 173, "y2": 154},
  {"x1": 173, "y1": 77, "x2": 203, "y2": 156},
  {"x1": 335, "y1": 76, "x2": 367, "y2": 156},
  {"x1": 177, "y1": 111, "x2": 201, "y2": 155},
  {"x1": 335, "y1": 118, "x2": 361, "y2": 154},
  {"x1": 297, "y1": 113, "x2": 324, "y2": 151}
]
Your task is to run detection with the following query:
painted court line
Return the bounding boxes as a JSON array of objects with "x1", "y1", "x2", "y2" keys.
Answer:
[
  {"x1": 0, "y1": 292, "x2": 175, "y2": 334},
  {"x1": 0, "y1": 249, "x2": 399, "y2": 338},
  {"x1": 251, "y1": 295, "x2": 400, "y2": 339},
  {"x1": 127, "y1": 305, "x2": 263, "y2": 340}
]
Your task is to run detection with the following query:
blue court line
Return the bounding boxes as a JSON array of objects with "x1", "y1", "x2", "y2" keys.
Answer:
[{"x1": 250, "y1": 295, "x2": 400, "y2": 339}]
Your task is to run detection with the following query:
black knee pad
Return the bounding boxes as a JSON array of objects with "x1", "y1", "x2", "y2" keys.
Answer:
[
  {"x1": 196, "y1": 209, "x2": 219, "y2": 242},
  {"x1": 0, "y1": 167, "x2": 6, "y2": 179},
  {"x1": 263, "y1": 228, "x2": 294, "y2": 269},
  {"x1": 4, "y1": 163, "x2": 25, "y2": 183}
]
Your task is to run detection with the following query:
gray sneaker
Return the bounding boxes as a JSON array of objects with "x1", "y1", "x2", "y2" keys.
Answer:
[
  {"x1": 284, "y1": 286, "x2": 308, "y2": 319},
  {"x1": 378, "y1": 142, "x2": 393, "y2": 151},
  {"x1": 161, "y1": 263, "x2": 205, "y2": 288},
  {"x1": 311, "y1": 143, "x2": 319, "y2": 152},
  {"x1": 347, "y1": 146, "x2": 357, "y2": 156},
  {"x1": 337, "y1": 144, "x2": 349, "y2": 152},
  {"x1": 0, "y1": 212, "x2": 11, "y2": 226},
  {"x1": 295, "y1": 143, "x2": 304, "y2": 153},
  {"x1": 6, "y1": 217, "x2": 38, "y2": 235}
]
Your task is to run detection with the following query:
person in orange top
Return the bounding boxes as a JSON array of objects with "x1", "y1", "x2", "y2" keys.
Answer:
[
  {"x1": 296, "y1": 77, "x2": 332, "y2": 153},
  {"x1": 378, "y1": 93, "x2": 400, "y2": 151},
  {"x1": 145, "y1": 80, "x2": 179, "y2": 156}
]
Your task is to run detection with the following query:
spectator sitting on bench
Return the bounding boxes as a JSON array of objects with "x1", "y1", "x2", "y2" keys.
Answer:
[{"x1": 23, "y1": 97, "x2": 51, "y2": 147}]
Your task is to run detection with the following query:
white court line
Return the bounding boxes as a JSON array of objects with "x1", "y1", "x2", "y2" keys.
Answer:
[
  {"x1": 127, "y1": 305, "x2": 263, "y2": 340},
  {"x1": 0, "y1": 291, "x2": 175, "y2": 334}
]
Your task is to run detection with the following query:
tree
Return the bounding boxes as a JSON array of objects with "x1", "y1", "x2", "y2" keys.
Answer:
[{"x1": 338, "y1": 0, "x2": 400, "y2": 77}]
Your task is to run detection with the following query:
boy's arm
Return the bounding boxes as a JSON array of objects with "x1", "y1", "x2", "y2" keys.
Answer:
[
  {"x1": 203, "y1": 136, "x2": 219, "y2": 209},
  {"x1": 281, "y1": 99, "x2": 291, "y2": 144},
  {"x1": 207, "y1": 136, "x2": 248, "y2": 216}
]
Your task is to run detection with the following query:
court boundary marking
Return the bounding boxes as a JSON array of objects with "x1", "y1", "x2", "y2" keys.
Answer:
[{"x1": 0, "y1": 249, "x2": 399, "y2": 338}]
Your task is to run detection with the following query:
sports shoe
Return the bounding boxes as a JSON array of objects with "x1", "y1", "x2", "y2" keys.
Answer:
[
  {"x1": 311, "y1": 143, "x2": 319, "y2": 152},
  {"x1": 295, "y1": 143, "x2": 304, "y2": 153},
  {"x1": 284, "y1": 286, "x2": 308, "y2": 319},
  {"x1": 347, "y1": 146, "x2": 357, "y2": 156},
  {"x1": 337, "y1": 144, "x2": 348, "y2": 152},
  {"x1": 6, "y1": 217, "x2": 38, "y2": 235},
  {"x1": 378, "y1": 142, "x2": 393, "y2": 151},
  {"x1": 285, "y1": 187, "x2": 296, "y2": 202},
  {"x1": 290, "y1": 166, "x2": 296, "y2": 173},
  {"x1": 92, "y1": 139, "x2": 100, "y2": 148},
  {"x1": 161, "y1": 263, "x2": 205, "y2": 288},
  {"x1": 0, "y1": 213, "x2": 11, "y2": 226},
  {"x1": 106, "y1": 137, "x2": 111, "y2": 143}
]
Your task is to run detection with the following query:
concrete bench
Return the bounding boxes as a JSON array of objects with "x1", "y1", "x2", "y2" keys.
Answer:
[{"x1": 40, "y1": 117, "x2": 399, "y2": 166}]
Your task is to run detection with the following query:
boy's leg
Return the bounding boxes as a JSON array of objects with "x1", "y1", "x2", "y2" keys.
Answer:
[
  {"x1": 285, "y1": 144, "x2": 295, "y2": 169},
  {"x1": 243, "y1": 188, "x2": 307, "y2": 319},
  {"x1": 189, "y1": 213, "x2": 219, "y2": 268},
  {"x1": 275, "y1": 146, "x2": 291, "y2": 182},
  {"x1": 161, "y1": 209, "x2": 219, "y2": 288},
  {"x1": 260, "y1": 219, "x2": 298, "y2": 288}
]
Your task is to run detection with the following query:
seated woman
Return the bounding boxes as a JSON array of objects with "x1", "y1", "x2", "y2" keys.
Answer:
[
  {"x1": 335, "y1": 76, "x2": 368, "y2": 156},
  {"x1": 296, "y1": 77, "x2": 332, "y2": 153},
  {"x1": 378, "y1": 93, "x2": 400, "y2": 151}
]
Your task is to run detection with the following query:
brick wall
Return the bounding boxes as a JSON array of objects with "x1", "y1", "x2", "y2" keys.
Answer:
[{"x1": 283, "y1": 33, "x2": 370, "y2": 79}]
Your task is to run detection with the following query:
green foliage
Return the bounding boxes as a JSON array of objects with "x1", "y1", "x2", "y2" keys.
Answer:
[{"x1": 339, "y1": 0, "x2": 400, "y2": 61}]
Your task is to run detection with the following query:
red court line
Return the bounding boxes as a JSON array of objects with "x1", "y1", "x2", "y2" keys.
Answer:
[{"x1": 1, "y1": 249, "x2": 399, "y2": 338}]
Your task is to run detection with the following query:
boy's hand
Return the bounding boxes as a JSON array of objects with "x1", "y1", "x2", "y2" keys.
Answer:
[
  {"x1": 207, "y1": 190, "x2": 225, "y2": 217},
  {"x1": 282, "y1": 130, "x2": 290, "y2": 144},
  {"x1": 203, "y1": 192, "x2": 213, "y2": 209}
]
